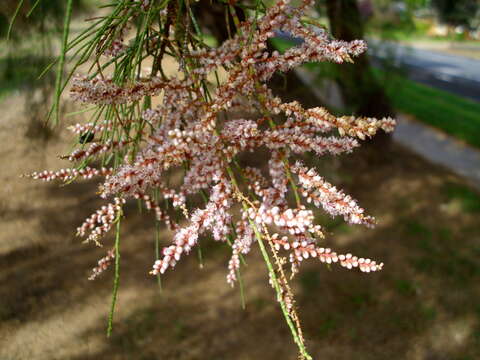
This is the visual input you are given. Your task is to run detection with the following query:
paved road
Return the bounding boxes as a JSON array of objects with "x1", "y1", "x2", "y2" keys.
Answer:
[
  {"x1": 369, "y1": 40, "x2": 480, "y2": 102},
  {"x1": 275, "y1": 32, "x2": 480, "y2": 102}
]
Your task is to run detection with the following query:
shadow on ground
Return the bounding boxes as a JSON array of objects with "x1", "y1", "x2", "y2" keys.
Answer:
[
  {"x1": 0, "y1": 67, "x2": 479, "y2": 359},
  {"x1": 1, "y1": 134, "x2": 479, "y2": 359}
]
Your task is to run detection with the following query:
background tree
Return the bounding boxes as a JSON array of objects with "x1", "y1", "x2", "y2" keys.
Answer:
[
  {"x1": 431, "y1": 0, "x2": 479, "y2": 29},
  {"x1": 321, "y1": 0, "x2": 395, "y2": 119}
]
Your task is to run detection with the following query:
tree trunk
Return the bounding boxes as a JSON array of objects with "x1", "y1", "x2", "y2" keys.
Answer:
[
  {"x1": 194, "y1": 0, "x2": 245, "y2": 44},
  {"x1": 325, "y1": 0, "x2": 394, "y2": 119}
]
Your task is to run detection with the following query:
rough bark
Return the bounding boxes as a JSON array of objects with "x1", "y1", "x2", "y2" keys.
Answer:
[
  {"x1": 194, "y1": 0, "x2": 246, "y2": 44},
  {"x1": 325, "y1": 0, "x2": 394, "y2": 119}
]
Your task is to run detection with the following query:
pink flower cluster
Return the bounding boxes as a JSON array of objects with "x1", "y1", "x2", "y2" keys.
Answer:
[
  {"x1": 71, "y1": 76, "x2": 192, "y2": 105},
  {"x1": 63, "y1": 140, "x2": 130, "y2": 162},
  {"x1": 68, "y1": 121, "x2": 112, "y2": 136},
  {"x1": 77, "y1": 197, "x2": 125, "y2": 244},
  {"x1": 151, "y1": 180, "x2": 233, "y2": 275},
  {"x1": 89, "y1": 248, "x2": 115, "y2": 280},
  {"x1": 291, "y1": 162, "x2": 375, "y2": 227},
  {"x1": 26, "y1": 167, "x2": 112, "y2": 182},
  {"x1": 29, "y1": 0, "x2": 395, "y2": 286}
]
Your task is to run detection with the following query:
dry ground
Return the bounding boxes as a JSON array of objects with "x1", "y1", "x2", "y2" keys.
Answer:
[{"x1": 0, "y1": 82, "x2": 479, "y2": 360}]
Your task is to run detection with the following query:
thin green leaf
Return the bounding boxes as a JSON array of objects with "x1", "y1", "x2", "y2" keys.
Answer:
[
  {"x1": 107, "y1": 218, "x2": 122, "y2": 337},
  {"x1": 26, "y1": 0, "x2": 42, "y2": 18},
  {"x1": 51, "y1": 0, "x2": 74, "y2": 125},
  {"x1": 7, "y1": 0, "x2": 26, "y2": 40}
]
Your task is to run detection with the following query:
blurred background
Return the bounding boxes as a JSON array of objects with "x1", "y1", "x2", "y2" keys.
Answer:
[{"x1": 0, "y1": 1, "x2": 479, "y2": 359}]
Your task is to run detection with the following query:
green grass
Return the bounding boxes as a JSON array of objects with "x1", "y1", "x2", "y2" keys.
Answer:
[
  {"x1": 366, "y1": 17, "x2": 479, "y2": 44},
  {"x1": 394, "y1": 279, "x2": 417, "y2": 296},
  {"x1": 442, "y1": 183, "x2": 480, "y2": 213},
  {"x1": 270, "y1": 37, "x2": 294, "y2": 53},
  {"x1": 271, "y1": 37, "x2": 480, "y2": 148},
  {"x1": 380, "y1": 71, "x2": 480, "y2": 148},
  {"x1": 402, "y1": 220, "x2": 480, "y2": 285}
]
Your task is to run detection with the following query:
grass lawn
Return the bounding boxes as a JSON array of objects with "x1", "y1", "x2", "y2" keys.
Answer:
[
  {"x1": 270, "y1": 37, "x2": 480, "y2": 148},
  {"x1": 380, "y1": 70, "x2": 480, "y2": 148}
]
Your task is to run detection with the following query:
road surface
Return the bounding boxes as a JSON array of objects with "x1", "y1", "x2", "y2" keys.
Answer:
[
  {"x1": 274, "y1": 31, "x2": 480, "y2": 102},
  {"x1": 369, "y1": 40, "x2": 480, "y2": 102}
]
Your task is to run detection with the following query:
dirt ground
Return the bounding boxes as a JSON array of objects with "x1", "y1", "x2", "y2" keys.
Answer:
[{"x1": 1, "y1": 79, "x2": 480, "y2": 360}]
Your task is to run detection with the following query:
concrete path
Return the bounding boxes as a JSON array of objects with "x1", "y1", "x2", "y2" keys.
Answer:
[{"x1": 393, "y1": 115, "x2": 480, "y2": 190}]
